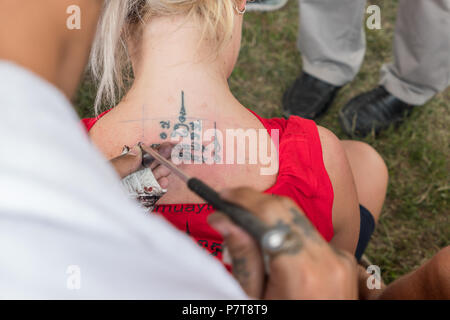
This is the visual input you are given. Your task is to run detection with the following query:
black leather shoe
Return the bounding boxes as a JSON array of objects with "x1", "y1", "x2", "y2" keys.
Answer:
[
  {"x1": 283, "y1": 72, "x2": 341, "y2": 120},
  {"x1": 339, "y1": 86, "x2": 415, "y2": 137}
]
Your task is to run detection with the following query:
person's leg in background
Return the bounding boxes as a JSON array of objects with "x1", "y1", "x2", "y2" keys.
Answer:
[
  {"x1": 359, "y1": 246, "x2": 450, "y2": 300},
  {"x1": 341, "y1": 140, "x2": 389, "y2": 260},
  {"x1": 283, "y1": 0, "x2": 367, "y2": 119},
  {"x1": 340, "y1": 0, "x2": 450, "y2": 137}
]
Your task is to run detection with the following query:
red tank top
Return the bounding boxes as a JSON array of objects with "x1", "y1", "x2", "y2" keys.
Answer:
[{"x1": 82, "y1": 109, "x2": 334, "y2": 267}]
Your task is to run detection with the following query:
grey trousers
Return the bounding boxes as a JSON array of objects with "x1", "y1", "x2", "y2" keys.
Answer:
[{"x1": 298, "y1": 0, "x2": 450, "y2": 105}]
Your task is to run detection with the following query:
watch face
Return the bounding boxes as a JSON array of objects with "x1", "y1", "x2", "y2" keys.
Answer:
[{"x1": 262, "y1": 228, "x2": 289, "y2": 253}]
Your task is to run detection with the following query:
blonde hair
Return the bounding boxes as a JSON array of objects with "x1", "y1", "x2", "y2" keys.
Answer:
[{"x1": 90, "y1": 0, "x2": 239, "y2": 114}]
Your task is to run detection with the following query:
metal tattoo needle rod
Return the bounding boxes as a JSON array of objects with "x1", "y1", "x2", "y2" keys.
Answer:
[{"x1": 140, "y1": 143, "x2": 191, "y2": 183}]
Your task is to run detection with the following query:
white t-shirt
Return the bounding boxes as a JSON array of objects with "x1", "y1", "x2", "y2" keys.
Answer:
[{"x1": 0, "y1": 61, "x2": 247, "y2": 299}]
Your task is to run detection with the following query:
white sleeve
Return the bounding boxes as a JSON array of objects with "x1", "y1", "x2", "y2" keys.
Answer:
[
  {"x1": 0, "y1": 61, "x2": 247, "y2": 299},
  {"x1": 0, "y1": 210, "x2": 247, "y2": 299}
]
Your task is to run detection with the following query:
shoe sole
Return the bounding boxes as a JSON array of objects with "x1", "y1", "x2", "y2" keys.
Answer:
[
  {"x1": 338, "y1": 106, "x2": 415, "y2": 138},
  {"x1": 246, "y1": 0, "x2": 288, "y2": 12}
]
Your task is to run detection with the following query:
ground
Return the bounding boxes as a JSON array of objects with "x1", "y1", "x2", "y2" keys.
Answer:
[{"x1": 74, "y1": 0, "x2": 449, "y2": 283}]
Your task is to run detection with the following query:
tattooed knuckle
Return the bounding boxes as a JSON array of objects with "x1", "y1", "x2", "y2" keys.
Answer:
[{"x1": 227, "y1": 237, "x2": 256, "y2": 258}]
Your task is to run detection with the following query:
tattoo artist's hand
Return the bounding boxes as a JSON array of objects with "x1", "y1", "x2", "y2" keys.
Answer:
[
  {"x1": 208, "y1": 187, "x2": 358, "y2": 300},
  {"x1": 109, "y1": 143, "x2": 173, "y2": 188}
]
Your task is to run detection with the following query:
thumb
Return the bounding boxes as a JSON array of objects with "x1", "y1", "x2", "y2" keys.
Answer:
[{"x1": 208, "y1": 212, "x2": 265, "y2": 298}]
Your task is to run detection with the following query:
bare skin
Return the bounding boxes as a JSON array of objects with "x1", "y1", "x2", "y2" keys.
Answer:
[
  {"x1": 358, "y1": 246, "x2": 450, "y2": 300},
  {"x1": 341, "y1": 140, "x2": 388, "y2": 222},
  {"x1": 318, "y1": 127, "x2": 360, "y2": 253}
]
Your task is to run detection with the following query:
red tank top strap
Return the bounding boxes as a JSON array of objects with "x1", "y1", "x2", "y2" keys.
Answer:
[
  {"x1": 81, "y1": 108, "x2": 113, "y2": 132},
  {"x1": 247, "y1": 109, "x2": 288, "y2": 137}
]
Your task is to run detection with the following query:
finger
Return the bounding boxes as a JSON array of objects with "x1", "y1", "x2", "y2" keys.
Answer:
[
  {"x1": 208, "y1": 212, "x2": 265, "y2": 298},
  {"x1": 149, "y1": 143, "x2": 175, "y2": 170},
  {"x1": 153, "y1": 164, "x2": 171, "y2": 181},
  {"x1": 158, "y1": 142, "x2": 174, "y2": 159},
  {"x1": 157, "y1": 177, "x2": 169, "y2": 189}
]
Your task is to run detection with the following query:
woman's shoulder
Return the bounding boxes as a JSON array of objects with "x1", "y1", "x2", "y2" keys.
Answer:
[
  {"x1": 247, "y1": 109, "x2": 290, "y2": 133},
  {"x1": 315, "y1": 125, "x2": 348, "y2": 176},
  {"x1": 81, "y1": 107, "x2": 129, "y2": 159}
]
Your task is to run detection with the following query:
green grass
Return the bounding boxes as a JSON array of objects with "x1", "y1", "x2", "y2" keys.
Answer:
[{"x1": 74, "y1": 0, "x2": 449, "y2": 283}]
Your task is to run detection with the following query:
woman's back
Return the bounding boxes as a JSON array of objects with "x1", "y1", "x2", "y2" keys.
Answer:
[
  {"x1": 88, "y1": 92, "x2": 278, "y2": 204},
  {"x1": 84, "y1": 99, "x2": 336, "y2": 263}
]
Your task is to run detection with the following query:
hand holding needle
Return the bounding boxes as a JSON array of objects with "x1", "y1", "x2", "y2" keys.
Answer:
[{"x1": 138, "y1": 143, "x2": 296, "y2": 271}]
